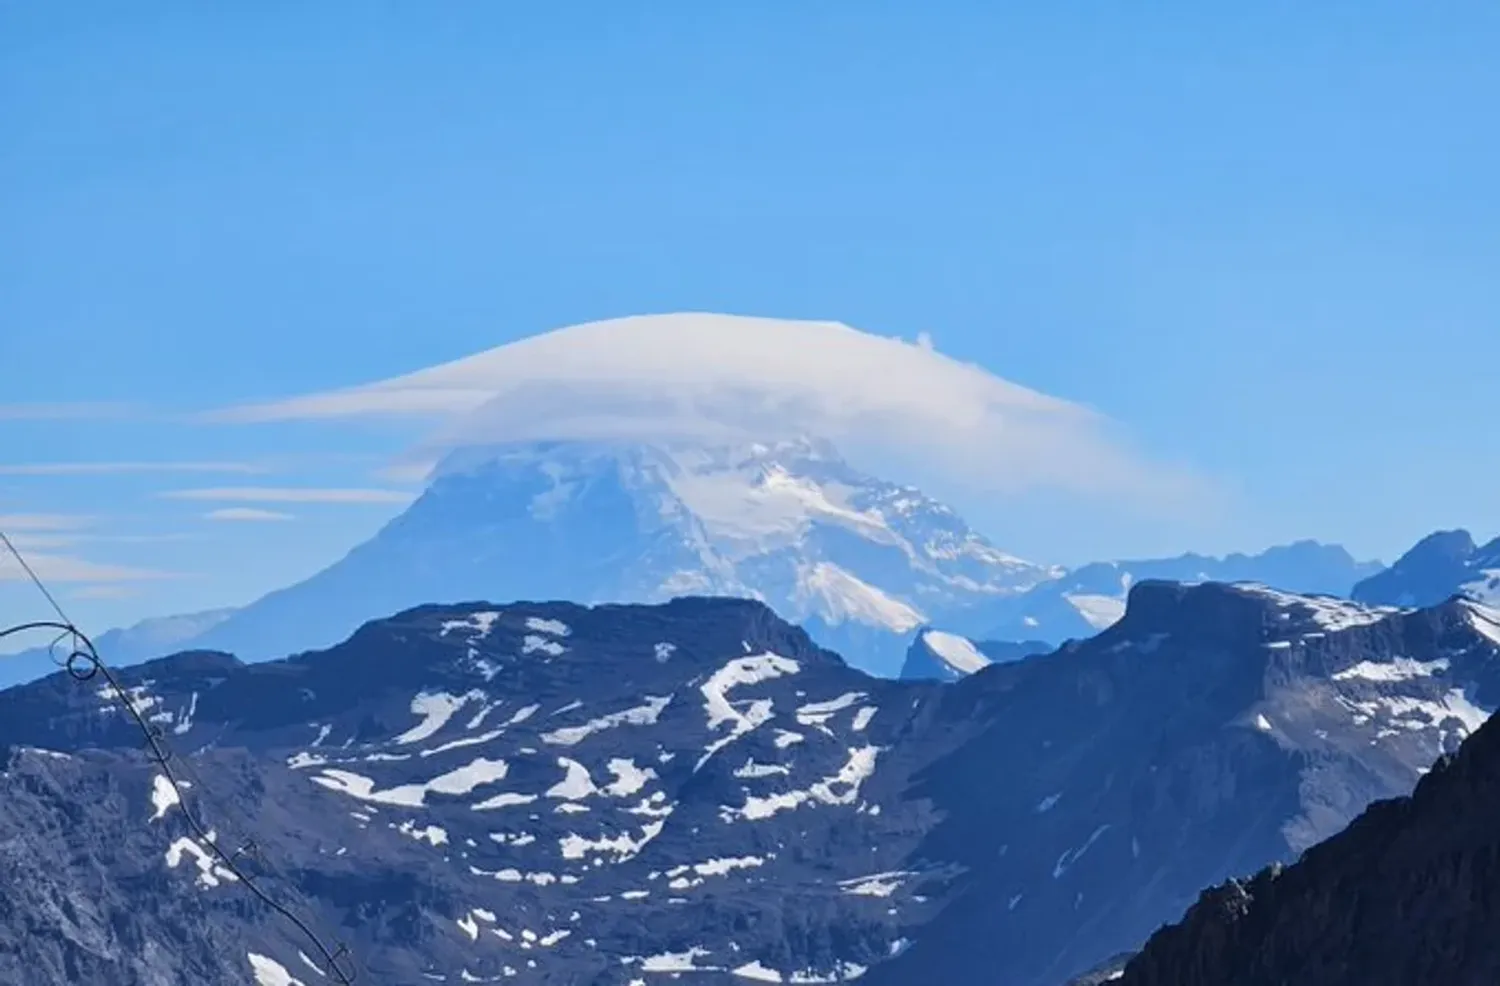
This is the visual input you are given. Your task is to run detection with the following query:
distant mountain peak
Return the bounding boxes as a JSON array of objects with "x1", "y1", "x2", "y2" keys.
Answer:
[
  {"x1": 941, "y1": 542, "x2": 1383, "y2": 648},
  {"x1": 0, "y1": 606, "x2": 241, "y2": 693},
  {"x1": 1406, "y1": 527, "x2": 1479, "y2": 559},
  {"x1": 942, "y1": 537, "x2": 1386, "y2": 645},
  {"x1": 177, "y1": 437, "x2": 1054, "y2": 677},
  {"x1": 1353, "y1": 527, "x2": 1500, "y2": 609}
]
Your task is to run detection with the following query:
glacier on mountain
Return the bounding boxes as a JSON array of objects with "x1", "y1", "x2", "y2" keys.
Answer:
[{"x1": 180, "y1": 437, "x2": 1057, "y2": 677}]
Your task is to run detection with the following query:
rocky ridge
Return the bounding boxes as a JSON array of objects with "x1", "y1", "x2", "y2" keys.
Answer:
[
  {"x1": 1113, "y1": 601, "x2": 1500, "y2": 985},
  {"x1": 955, "y1": 540, "x2": 1381, "y2": 646},
  {"x1": 0, "y1": 585, "x2": 1496, "y2": 985}
]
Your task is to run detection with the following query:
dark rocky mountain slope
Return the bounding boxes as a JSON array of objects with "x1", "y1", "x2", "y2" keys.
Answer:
[
  {"x1": 1, "y1": 586, "x2": 1496, "y2": 985},
  {"x1": 1114, "y1": 605, "x2": 1500, "y2": 986},
  {"x1": 865, "y1": 587, "x2": 1500, "y2": 986}
]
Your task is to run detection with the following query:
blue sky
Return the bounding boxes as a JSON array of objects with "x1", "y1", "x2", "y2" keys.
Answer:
[{"x1": 3, "y1": 2, "x2": 1499, "y2": 638}]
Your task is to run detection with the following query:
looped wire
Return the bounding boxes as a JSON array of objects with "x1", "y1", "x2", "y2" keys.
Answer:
[
  {"x1": 1, "y1": 531, "x2": 360, "y2": 983},
  {"x1": 39, "y1": 625, "x2": 99, "y2": 682}
]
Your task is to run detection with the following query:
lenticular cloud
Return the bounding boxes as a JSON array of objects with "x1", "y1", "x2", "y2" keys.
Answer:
[{"x1": 217, "y1": 313, "x2": 1201, "y2": 504}]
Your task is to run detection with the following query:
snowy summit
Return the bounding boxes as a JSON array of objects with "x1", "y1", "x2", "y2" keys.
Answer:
[
  {"x1": 183, "y1": 313, "x2": 1172, "y2": 675},
  {"x1": 186, "y1": 435, "x2": 1057, "y2": 676}
]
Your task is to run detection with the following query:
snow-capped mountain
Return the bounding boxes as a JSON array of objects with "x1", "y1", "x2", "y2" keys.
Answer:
[
  {"x1": 944, "y1": 540, "x2": 1381, "y2": 645},
  {"x1": 181, "y1": 438, "x2": 1057, "y2": 677},
  {"x1": 1352, "y1": 528, "x2": 1500, "y2": 609},
  {"x1": 4, "y1": 584, "x2": 1496, "y2": 985}
]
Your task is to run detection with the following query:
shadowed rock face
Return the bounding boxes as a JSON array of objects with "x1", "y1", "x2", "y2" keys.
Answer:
[
  {"x1": 0, "y1": 586, "x2": 1496, "y2": 986},
  {"x1": 865, "y1": 586, "x2": 1500, "y2": 986},
  {"x1": 1113, "y1": 681, "x2": 1500, "y2": 986}
]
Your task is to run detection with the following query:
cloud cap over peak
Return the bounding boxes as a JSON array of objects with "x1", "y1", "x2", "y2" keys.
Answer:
[
  {"x1": 213, "y1": 312, "x2": 1210, "y2": 507},
  {"x1": 216, "y1": 313, "x2": 1071, "y2": 419}
]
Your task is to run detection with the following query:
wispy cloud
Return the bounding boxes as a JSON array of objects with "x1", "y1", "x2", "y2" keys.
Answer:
[
  {"x1": 0, "y1": 514, "x2": 191, "y2": 588},
  {"x1": 87, "y1": 533, "x2": 199, "y2": 544},
  {"x1": 160, "y1": 486, "x2": 415, "y2": 505},
  {"x1": 2, "y1": 533, "x2": 81, "y2": 551},
  {"x1": 69, "y1": 584, "x2": 142, "y2": 601},
  {"x1": 204, "y1": 507, "x2": 296, "y2": 522},
  {"x1": 0, "y1": 551, "x2": 180, "y2": 584},
  {"x1": 0, "y1": 461, "x2": 266, "y2": 476},
  {"x1": 0, "y1": 402, "x2": 144, "y2": 421},
  {"x1": 0, "y1": 516, "x2": 194, "y2": 558},
  {"x1": 205, "y1": 313, "x2": 1212, "y2": 508},
  {"x1": 0, "y1": 513, "x2": 94, "y2": 533},
  {"x1": 372, "y1": 459, "x2": 437, "y2": 484}
]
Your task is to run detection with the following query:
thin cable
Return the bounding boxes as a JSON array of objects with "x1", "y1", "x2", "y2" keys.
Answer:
[
  {"x1": 0, "y1": 531, "x2": 361, "y2": 983},
  {"x1": 0, "y1": 531, "x2": 70, "y2": 624}
]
